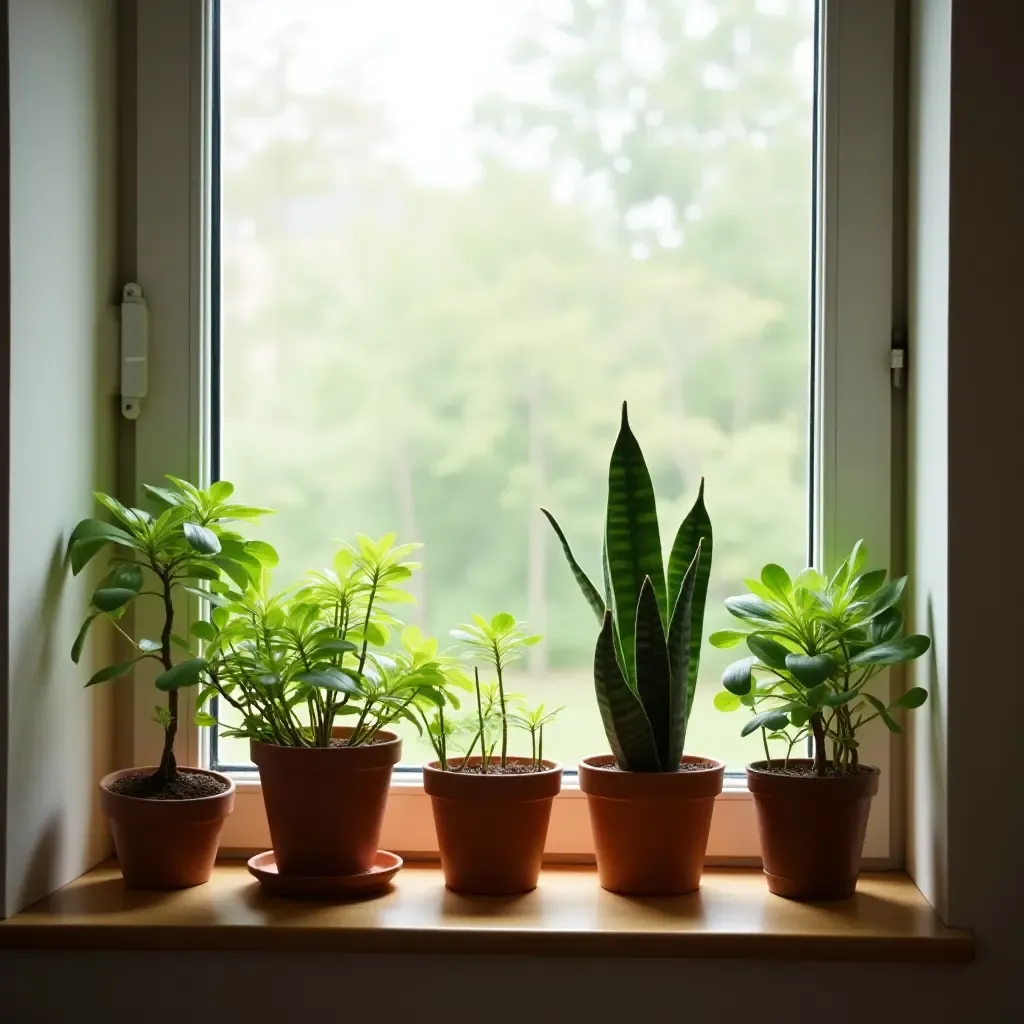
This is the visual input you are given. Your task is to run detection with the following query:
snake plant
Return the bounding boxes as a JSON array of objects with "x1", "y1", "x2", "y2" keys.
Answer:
[{"x1": 542, "y1": 402, "x2": 712, "y2": 772}]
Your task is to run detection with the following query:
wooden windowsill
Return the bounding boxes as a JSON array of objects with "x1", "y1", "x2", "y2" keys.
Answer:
[{"x1": 0, "y1": 861, "x2": 972, "y2": 962}]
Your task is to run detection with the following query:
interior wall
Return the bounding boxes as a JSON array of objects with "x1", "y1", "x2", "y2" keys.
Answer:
[{"x1": 1, "y1": 0, "x2": 119, "y2": 917}]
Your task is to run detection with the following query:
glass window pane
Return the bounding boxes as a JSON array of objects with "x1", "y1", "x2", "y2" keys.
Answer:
[{"x1": 217, "y1": 0, "x2": 816, "y2": 770}]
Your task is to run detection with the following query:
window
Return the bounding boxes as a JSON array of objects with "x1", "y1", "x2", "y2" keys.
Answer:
[{"x1": 129, "y1": 0, "x2": 899, "y2": 861}]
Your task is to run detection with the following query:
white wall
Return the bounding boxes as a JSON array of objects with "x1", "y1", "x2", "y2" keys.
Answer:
[{"x1": 0, "y1": 0, "x2": 118, "y2": 917}]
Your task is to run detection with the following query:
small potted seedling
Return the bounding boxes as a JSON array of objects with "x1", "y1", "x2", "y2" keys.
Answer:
[
  {"x1": 68, "y1": 477, "x2": 274, "y2": 888},
  {"x1": 421, "y1": 613, "x2": 563, "y2": 895},
  {"x1": 712, "y1": 541, "x2": 931, "y2": 899},
  {"x1": 543, "y1": 402, "x2": 723, "y2": 895}
]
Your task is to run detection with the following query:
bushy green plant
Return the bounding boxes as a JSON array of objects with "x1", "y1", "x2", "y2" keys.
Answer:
[
  {"x1": 199, "y1": 534, "x2": 459, "y2": 748},
  {"x1": 67, "y1": 478, "x2": 275, "y2": 782},
  {"x1": 712, "y1": 541, "x2": 931, "y2": 776},
  {"x1": 543, "y1": 403, "x2": 712, "y2": 772}
]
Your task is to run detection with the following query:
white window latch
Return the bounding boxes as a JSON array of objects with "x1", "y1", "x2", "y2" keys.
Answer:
[
  {"x1": 120, "y1": 282, "x2": 148, "y2": 420},
  {"x1": 890, "y1": 328, "x2": 906, "y2": 389}
]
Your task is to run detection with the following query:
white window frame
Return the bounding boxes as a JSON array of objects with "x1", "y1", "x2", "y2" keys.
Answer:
[{"x1": 125, "y1": 0, "x2": 900, "y2": 864}]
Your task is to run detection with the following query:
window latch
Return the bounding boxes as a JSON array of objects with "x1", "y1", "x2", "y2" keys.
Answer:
[
  {"x1": 120, "y1": 283, "x2": 148, "y2": 420},
  {"x1": 890, "y1": 330, "x2": 906, "y2": 389}
]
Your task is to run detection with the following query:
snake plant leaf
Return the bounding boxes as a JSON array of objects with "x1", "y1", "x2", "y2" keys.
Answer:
[
  {"x1": 666, "y1": 540, "x2": 700, "y2": 767},
  {"x1": 541, "y1": 508, "x2": 605, "y2": 623},
  {"x1": 594, "y1": 610, "x2": 660, "y2": 771},
  {"x1": 634, "y1": 576, "x2": 671, "y2": 768},
  {"x1": 605, "y1": 403, "x2": 666, "y2": 675}
]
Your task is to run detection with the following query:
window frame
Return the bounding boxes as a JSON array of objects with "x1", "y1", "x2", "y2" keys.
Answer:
[{"x1": 126, "y1": 0, "x2": 901, "y2": 864}]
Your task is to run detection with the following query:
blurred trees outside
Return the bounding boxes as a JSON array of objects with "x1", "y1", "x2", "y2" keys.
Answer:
[{"x1": 218, "y1": 0, "x2": 815, "y2": 766}]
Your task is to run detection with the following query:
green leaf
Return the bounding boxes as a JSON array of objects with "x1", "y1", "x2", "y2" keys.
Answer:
[
  {"x1": 724, "y1": 595, "x2": 780, "y2": 624},
  {"x1": 100, "y1": 563, "x2": 143, "y2": 592},
  {"x1": 212, "y1": 554, "x2": 250, "y2": 590},
  {"x1": 856, "y1": 576, "x2": 907, "y2": 622},
  {"x1": 71, "y1": 614, "x2": 98, "y2": 664},
  {"x1": 746, "y1": 634, "x2": 790, "y2": 671},
  {"x1": 760, "y1": 563, "x2": 792, "y2": 600},
  {"x1": 490, "y1": 612, "x2": 516, "y2": 635},
  {"x1": 722, "y1": 656, "x2": 755, "y2": 696},
  {"x1": 863, "y1": 692, "x2": 902, "y2": 734},
  {"x1": 312, "y1": 638, "x2": 358, "y2": 656},
  {"x1": 180, "y1": 562, "x2": 220, "y2": 581},
  {"x1": 605, "y1": 402, "x2": 667, "y2": 676},
  {"x1": 785, "y1": 653, "x2": 834, "y2": 688},
  {"x1": 190, "y1": 620, "x2": 217, "y2": 643},
  {"x1": 143, "y1": 484, "x2": 181, "y2": 508},
  {"x1": 793, "y1": 567, "x2": 827, "y2": 592},
  {"x1": 86, "y1": 657, "x2": 142, "y2": 687},
  {"x1": 194, "y1": 711, "x2": 218, "y2": 728},
  {"x1": 851, "y1": 569, "x2": 887, "y2": 600},
  {"x1": 871, "y1": 608, "x2": 903, "y2": 644},
  {"x1": 593, "y1": 610, "x2": 660, "y2": 772},
  {"x1": 789, "y1": 705, "x2": 811, "y2": 726},
  {"x1": 183, "y1": 522, "x2": 221, "y2": 555},
  {"x1": 67, "y1": 519, "x2": 137, "y2": 575},
  {"x1": 823, "y1": 690, "x2": 858, "y2": 708},
  {"x1": 245, "y1": 540, "x2": 279, "y2": 567},
  {"x1": 709, "y1": 629, "x2": 748, "y2": 649},
  {"x1": 541, "y1": 508, "x2": 605, "y2": 623},
  {"x1": 294, "y1": 667, "x2": 362, "y2": 695},
  {"x1": 217, "y1": 503, "x2": 275, "y2": 521},
  {"x1": 209, "y1": 480, "x2": 235, "y2": 503},
  {"x1": 155, "y1": 657, "x2": 209, "y2": 692},
  {"x1": 849, "y1": 635, "x2": 931, "y2": 667},
  {"x1": 894, "y1": 686, "x2": 928, "y2": 709},
  {"x1": 741, "y1": 708, "x2": 791, "y2": 738},
  {"x1": 363, "y1": 621, "x2": 388, "y2": 646},
  {"x1": 714, "y1": 690, "x2": 742, "y2": 712},
  {"x1": 91, "y1": 587, "x2": 138, "y2": 613},
  {"x1": 182, "y1": 586, "x2": 234, "y2": 608},
  {"x1": 634, "y1": 576, "x2": 671, "y2": 768},
  {"x1": 666, "y1": 541, "x2": 701, "y2": 764},
  {"x1": 138, "y1": 638, "x2": 161, "y2": 653}
]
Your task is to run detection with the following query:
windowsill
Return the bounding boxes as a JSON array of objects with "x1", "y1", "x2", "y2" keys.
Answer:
[{"x1": 0, "y1": 861, "x2": 971, "y2": 962}]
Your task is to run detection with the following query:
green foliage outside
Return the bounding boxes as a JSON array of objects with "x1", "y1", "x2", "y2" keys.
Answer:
[{"x1": 218, "y1": 0, "x2": 816, "y2": 767}]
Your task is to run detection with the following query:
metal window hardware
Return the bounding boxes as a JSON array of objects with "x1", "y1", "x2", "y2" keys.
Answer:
[
  {"x1": 890, "y1": 329, "x2": 907, "y2": 389},
  {"x1": 120, "y1": 283, "x2": 148, "y2": 419}
]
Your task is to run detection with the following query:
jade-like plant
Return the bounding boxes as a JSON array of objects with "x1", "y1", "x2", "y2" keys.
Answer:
[
  {"x1": 542, "y1": 402, "x2": 712, "y2": 772},
  {"x1": 424, "y1": 613, "x2": 561, "y2": 772},
  {"x1": 67, "y1": 478, "x2": 275, "y2": 783},
  {"x1": 199, "y1": 534, "x2": 458, "y2": 747},
  {"x1": 711, "y1": 541, "x2": 931, "y2": 776}
]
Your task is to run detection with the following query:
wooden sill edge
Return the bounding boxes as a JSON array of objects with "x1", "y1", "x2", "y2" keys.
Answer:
[{"x1": 0, "y1": 862, "x2": 973, "y2": 963}]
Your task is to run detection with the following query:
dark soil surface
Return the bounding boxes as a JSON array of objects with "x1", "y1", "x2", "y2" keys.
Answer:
[
  {"x1": 605, "y1": 759, "x2": 716, "y2": 773},
  {"x1": 450, "y1": 762, "x2": 549, "y2": 775},
  {"x1": 755, "y1": 762, "x2": 876, "y2": 779},
  {"x1": 108, "y1": 771, "x2": 230, "y2": 800},
  {"x1": 329, "y1": 735, "x2": 391, "y2": 748}
]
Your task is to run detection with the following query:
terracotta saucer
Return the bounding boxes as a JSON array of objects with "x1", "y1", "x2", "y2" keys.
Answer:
[{"x1": 247, "y1": 850, "x2": 403, "y2": 900}]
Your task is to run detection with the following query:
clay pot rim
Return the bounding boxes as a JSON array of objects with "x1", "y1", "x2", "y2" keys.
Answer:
[
  {"x1": 578, "y1": 753, "x2": 725, "y2": 799},
  {"x1": 99, "y1": 765, "x2": 236, "y2": 805},
  {"x1": 423, "y1": 757, "x2": 563, "y2": 801},
  {"x1": 250, "y1": 726, "x2": 402, "y2": 767},
  {"x1": 746, "y1": 758, "x2": 881, "y2": 796}
]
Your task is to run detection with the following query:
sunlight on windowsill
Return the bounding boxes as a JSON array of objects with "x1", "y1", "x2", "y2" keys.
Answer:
[{"x1": 0, "y1": 862, "x2": 971, "y2": 962}]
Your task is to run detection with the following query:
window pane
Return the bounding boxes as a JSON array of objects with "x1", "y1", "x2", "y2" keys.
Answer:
[{"x1": 217, "y1": 0, "x2": 816, "y2": 769}]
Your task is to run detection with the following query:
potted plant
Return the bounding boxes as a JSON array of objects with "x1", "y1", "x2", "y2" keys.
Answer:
[
  {"x1": 543, "y1": 402, "x2": 723, "y2": 895},
  {"x1": 199, "y1": 534, "x2": 452, "y2": 879},
  {"x1": 67, "y1": 477, "x2": 275, "y2": 888},
  {"x1": 421, "y1": 612, "x2": 563, "y2": 895},
  {"x1": 712, "y1": 541, "x2": 931, "y2": 899}
]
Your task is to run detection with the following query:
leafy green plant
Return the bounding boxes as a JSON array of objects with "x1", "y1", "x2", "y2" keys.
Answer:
[
  {"x1": 508, "y1": 702, "x2": 565, "y2": 768},
  {"x1": 711, "y1": 541, "x2": 931, "y2": 776},
  {"x1": 199, "y1": 534, "x2": 461, "y2": 748},
  {"x1": 67, "y1": 478, "x2": 275, "y2": 783},
  {"x1": 542, "y1": 402, "x2": 712, "y2": 772}
]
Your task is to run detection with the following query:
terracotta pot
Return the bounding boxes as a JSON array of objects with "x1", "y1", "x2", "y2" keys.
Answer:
[
  {"x1": 99, "y1": 766, "x2": 235, "y2": 889},
  {"x1": 578, "y1": 753, "x2": 724, "y2": 895},
  {"x1": 423, "y1": 757, "x2": 562, "y2": 894},
  {"x1": 747, "y1": 759, "x2": 881, "y2": 900},
  {"x1": 251, "y1": 727, "x2": 401, "y2": 877}
]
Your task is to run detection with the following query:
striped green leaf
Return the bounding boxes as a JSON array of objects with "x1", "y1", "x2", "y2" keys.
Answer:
[
  {"x1": 634, "y1": 576, "x2": 670, "y2": 768},
  {"x1": 594, "y1": 611, "x2": 660, "y2": 771},
  {"x1": 605, "y1": 403, "x2": 666, "y2": 679},
  {"x1": 667, "y1": 541, "x2": 701, "y2": 765},
  {"x1": 541, "y1": 508, "x2": 604, "y2": 623}
]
